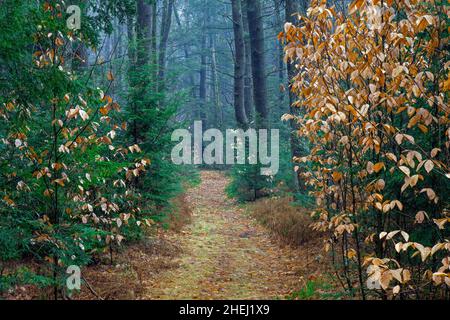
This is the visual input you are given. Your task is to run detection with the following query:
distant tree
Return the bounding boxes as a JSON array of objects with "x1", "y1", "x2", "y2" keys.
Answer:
[
  {"x1": 231, "y1": 0, "x2": 248, "y2": 127},
  {"x1": 246, "y1": 0, "x2": 268, "y2": 128}
]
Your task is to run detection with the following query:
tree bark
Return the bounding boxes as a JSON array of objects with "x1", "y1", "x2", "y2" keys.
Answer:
[
  {"x1": 158, "y1": 0, "x2": 175, "y2": 90},
  {"x1": 199, "y1": 32, "x2": 208, "y2": 127},
  {"x1": 246, "y1": 0, "x2": 268, "y2": 128},
  {"x1": 210, "y1": 34, "x2": 222, "y2": 128},
  {"x1": 286, "y1": 0, "x2": 306, "y2": 191},
  {"x1": 274, "y1": 0, "x2": 285, "y2": 111},
  {"x1": 151, "y1": 0, "x2": 158, "y2": 84},
  {"x1": 126, "y1": 13, "x2": 138, "y2": 143},
  {"x1": 173, "y1": 3, "x2": 197, "y2": 121},
  {"x1": 242, "y1": 0, "x2": 254, "y2": 122},
  {"x1": 137, "y1": 0, "x2": 152, "y2": 67},
  {"x1": 231, "y1": 0, "x2": 248, "y2": 127}
]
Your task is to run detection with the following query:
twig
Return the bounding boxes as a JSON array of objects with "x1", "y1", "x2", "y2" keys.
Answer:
[{"x1": 82, "y1": 275, "x2": 104, "y2": 300}]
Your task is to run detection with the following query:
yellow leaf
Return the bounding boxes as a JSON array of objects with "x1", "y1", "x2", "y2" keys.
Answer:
[
  {"x1": 375, "y1": 202, "x2": 383, "y2": 211},
  {"x1": 385, "y1": 153, "x2": 397, "y2": 162},
  {"x1": 54, "y1": 179, "x2": 65, "y2": 187},
  {"x1": 418, "y1": 124, "x2": 428, "y2": 133},
  {"x1": 376, "y1": 179, "x2": 385, "y2": 190},
  {"x1": 420, "y1": 188, "x2": 436, "y2": 200},
  {"x1": 100, "y1": 106, "x2": 109, "y2": 116},
  {"x1": 408, "y1": 115, "x2": 419, "y2": 128},
  {"x1": 401, "y1": 231, "x2": 409, "y2": 242},
  {"x1": 431, "y1": 243, "x2": 444, "y2": 256},
  {"x1": 107, "y1": 70, "x2": 115, "y2": 81},
  {"x1": 395, "y1": 134, "x2": 403, "y2": 145},
  {"x1": 349, "y1": 0, "x2": 364, "y2": 14},
  {"x1": 399, "y1": 166, "x2": 410, "y2": 176},
  {"x1": 55, "y1": 37, "x2": 64, "y2": 47},
  {"x1": 332, "y1": 171, "x2": 343, "y2": 183},
  {"x1": 414, "y1": 243, "x2": 431, "y2": 262},
  {"x1": 380, "y1": 271, "x2": 393, "y2": 290},
  {"x1": 6, "y1": 102, "x2": 15, "y2": 111},
  {"x1": 430, "y1": 148, "x2": 441, "y2": 158},
  {"x1": 415, "y1": 211, "x2": 427, "y2": 223},
  {"x1": 347, "y1": 249, "x2": 357, "y2": 260},
  {"x1": 433, "y1": 218, "x2": 447, "y2": 230},
  {"x1": 386, "y1": 230, "x2": 400, "y2": 240},
  {"x1": 402, "y1": 269, "x2": 411, "y2": 282},
  {"x1": 424, "y1": 160, "x2": 434, "y2": 173},
  {"x1": 409, "y1": 174, "x2": 419, "y2": 187},
  {"x1": 373, "y1": 162, "x2": 385, "y2": 173},
  {"x1": 393, "y1": 285, "x2": 400, "y2": 295},
  {"x1": 367, "y1": 161, "x2": 374, "y2": 174},
  {"x1": 391, "y1": 269, "x2": 403, "y2": 283}
]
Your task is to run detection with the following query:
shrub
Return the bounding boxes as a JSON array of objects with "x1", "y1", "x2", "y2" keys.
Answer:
[
  {"x1": 249, "y1": 197, "x2": 318, "y2": 246},
  {"x1": 281, "y1": 0, "x2": 450, "y2": 299}
]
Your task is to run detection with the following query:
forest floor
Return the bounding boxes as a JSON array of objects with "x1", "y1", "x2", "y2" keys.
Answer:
[
  {"x1": 140, "y1": 171, "x2": 327, "y2": 299},
  {"x1": 4, "y1": 170, "x2": 335, "y2": 300},
  {"x1": 73, "y1": 170, "x2": 334, "y2": 300},
  {"x1": 3, "y1": 170, "x2": 334, "y2": 300}
]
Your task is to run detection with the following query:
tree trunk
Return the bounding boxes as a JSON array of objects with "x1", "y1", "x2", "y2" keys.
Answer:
[
  {"x1": 242, "y1": 0, "x2": 254, "y2": 123},
  {"x1": 210, "y1": 34, "x2": 222, "y2": 128},
  {"x1": 173, "y1": 3, "x2": 197, "y2": 121},
  {"x1": 126, "y1": 13, "x2": 138, "y2": 143},
  {"x1": 286, "y1": 0, "x2": 306, "y2": 192},
  {"x1": 158, "y1": 0, "x2": 175, "y2": 91},
  {"x1": 151, "y1": 0, "x2": 158, "y2": 84},
  {"x1": 137, "y1": 0, "x2": 152, "y2": 67},
  {"x1": 231, "y1": 0, "x2": 248, "y2": 127},
  {"x1": 274, "y1": 0, "x2": 285, "y2": 111},
  {"x1": 130, "y1": 0, "x2": 153, "y2": 143},
  {"x1": 199, "y1": 32, "x2": 208, "y2": 128},
  {"x1": 246, "y1": 0, "x2": 268, "y2": 128}
]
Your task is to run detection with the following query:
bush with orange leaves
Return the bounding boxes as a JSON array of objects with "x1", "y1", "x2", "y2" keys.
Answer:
[{"x1": 280, "y1": 0, "x2": 449, "y2": 299}]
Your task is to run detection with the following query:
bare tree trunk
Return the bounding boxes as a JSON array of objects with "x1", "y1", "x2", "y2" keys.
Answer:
[
  {"x1": 274, "y1": 0, "x2": 285, "y2": 111},
  {"x1": 286, "y1": 0, "x2": 306, "y2": 192},
  {"x1": 199, "y1": 32, "x2": 208, "y2": 127},
  {"x1": 127, "y1": 14, "x2": 136, "y2": 65},
  {"x1": 231, "y1": 0, "x2": 248, "y2": 127},
  {"x1": 126, "y1": 13, "x2": 138, "y2": 143},
  {"x1": 242, "y1": 0, "x2": 254, "y2": 122},
  {"x1": 130, "y1": 0, "x2": 153, "y2": 144},
  {"x1": 173, "y1": 3, "x2": 197, "y2": 121},
  {"x1": 151, "y1": 0, "x2": 158, "y2": 84},
  {"x1": 246, "y1": 0, "x2": 268, "y2": 128},
  {"x1": 210, "y1": 34, "x2": 222, "y2": 128},
  {"x1": 158, "y1": 0, "x2": 175, "y2": 91},
  {"x1": 137, "y1": 0, "x2": 152, "y2": 67}
]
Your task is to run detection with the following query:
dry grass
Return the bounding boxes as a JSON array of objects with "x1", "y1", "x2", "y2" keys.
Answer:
[
  {"x1": 2, "y1": 178, "x2": 336, "y2": 300},
  {"x1": 75, "y1": 193, "x2": 193, "y2": 300},
  {"x1": 76, "y1": 235, "x2": 183, "y2": 300},
  {"x1": 248, "y1": 197, "x2": 319, "y2": 246},
  {"x1": 1, "y1": 192, "x2": 193, "y2": 300},
  {"x1": 165, "y1": 193, "x2": 193, "y2": 232}
]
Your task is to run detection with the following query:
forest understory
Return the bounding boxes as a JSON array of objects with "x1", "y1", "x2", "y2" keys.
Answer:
[
  {"x1": 3, "y1": 171, "x2": 335, "y2": 300},
  {"x1": 70, "y1": 171, "x2": 334, "y2": 300}
]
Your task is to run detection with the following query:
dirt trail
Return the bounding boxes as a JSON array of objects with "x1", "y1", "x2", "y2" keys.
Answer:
[{"x1": 143, "y1": 171, "x2": 307, "y2": 299}]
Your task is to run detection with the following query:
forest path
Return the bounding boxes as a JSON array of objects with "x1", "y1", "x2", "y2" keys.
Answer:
[{"x1": 143, "y1": 171, "x2": 303, "y2": 299}]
